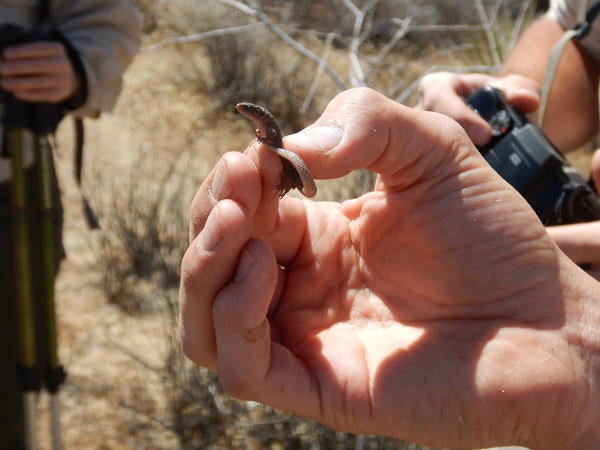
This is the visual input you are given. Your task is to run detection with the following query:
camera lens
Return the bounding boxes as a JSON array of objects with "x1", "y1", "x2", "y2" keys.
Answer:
[{"x1": 489, "y1": 110, "x2": 512, "y2": 137}]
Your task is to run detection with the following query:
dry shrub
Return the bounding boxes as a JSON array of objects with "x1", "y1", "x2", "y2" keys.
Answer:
[
  {"x1": 91, "y1": 148, "x2": 192, "y2": 313},
  {"x1": 200, "y1": 30, "x2": 315, "y2": 128}
]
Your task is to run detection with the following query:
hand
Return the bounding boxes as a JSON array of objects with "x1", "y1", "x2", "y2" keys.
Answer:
[
  {"x1": 417, "y1": 72, "x2": 540, "y2": 146},
  {"x1": 179, "y1": 88, "x2": 600, "y2": 449},
  {"x1": 0, "y1": 41, "x2": 80, "y2": 104}
]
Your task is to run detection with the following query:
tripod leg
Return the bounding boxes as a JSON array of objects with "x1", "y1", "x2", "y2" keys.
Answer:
[
  {"x1": 34, "y1": 133, "x2": 65, "y2": 450},
  {"x1": 8, "y1": 128, "x2": 39, "y2": 450}
]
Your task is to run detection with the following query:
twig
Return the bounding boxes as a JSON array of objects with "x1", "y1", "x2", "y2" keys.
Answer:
[
  {"x1": 488, "y1": 0, "x2": 504, "y2": 24},
  {"x1": 340, "y1": 0, "x2": 360, "y2": 17},
  {"x1": 142, "y1": 22, "x2": 266, "y2": 52},
  {"x1": 343, "y1": 0, "x2": 377, "y2": 86},
  {"x1": 474, "y1": 0, "x2": 501, "y2": 66},
  {"x1": 301, "y1": 32, "x2": 336, "y2": 114},
  {"x1": 507, "y1": 0, "x2": 532, "y2": 53},
  {"x1": 218, "y1": 0, "x2": 347, "y2": 89},
  {"x1": 364, "y1": 16, "x2": 412, "y2": 82},
  {"x1": 405, "y1": 23, "x2": 487, "y2": 32}
]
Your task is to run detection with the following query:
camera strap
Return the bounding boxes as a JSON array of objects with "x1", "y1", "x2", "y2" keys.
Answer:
[
  {"x1": 37, "y1": 0, "x2": 50, "y2": 27},
  {"x1": 538, "y1": 0, "x2": 600, "y2": 128}
]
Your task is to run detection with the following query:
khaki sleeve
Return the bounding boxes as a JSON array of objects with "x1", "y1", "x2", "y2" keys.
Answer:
[{"x1": 51, "y1": 0, "x2": 142, "y2": 117}]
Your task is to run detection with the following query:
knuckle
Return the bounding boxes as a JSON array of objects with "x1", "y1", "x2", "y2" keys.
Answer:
[
  {"x1": 343, "y1": 86, "x2": 385, "y2": 104},
  {"x1": 218, "y1": 371, "x2": 253, "y2": 400},
  {"x1": 180, "y1": 329, "x2": 216, "y2": 370}
]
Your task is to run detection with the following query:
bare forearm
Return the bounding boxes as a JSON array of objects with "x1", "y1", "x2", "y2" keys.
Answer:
[
  {"x1": 500, "y1": 16, "x2": 600, "y2": 151},
  {"x1": 547, "y1": 221, "x2": 600, "y2": 264}
]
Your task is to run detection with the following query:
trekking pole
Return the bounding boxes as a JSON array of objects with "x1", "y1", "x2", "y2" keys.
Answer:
[
  {"x1": 7, "y1": 126, "x2": 40, "y2": 450},
  {"x1": 33, "y1": 129, "x2": 65, "y2": 450}
]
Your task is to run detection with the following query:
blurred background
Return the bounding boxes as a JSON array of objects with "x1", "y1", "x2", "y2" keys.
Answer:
[{"x1": 44, "y1": 0, "x2": 587, "y2": 448}]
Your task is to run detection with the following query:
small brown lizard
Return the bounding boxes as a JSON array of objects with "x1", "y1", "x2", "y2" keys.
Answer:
[{"x1": 236, "y1": 102, "x2": 317, "y2": 198}]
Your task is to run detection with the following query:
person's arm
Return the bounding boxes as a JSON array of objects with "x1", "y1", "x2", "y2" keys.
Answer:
[
  {"x1": 419, "y1": 12, "x2": 600, "y2": 153},
  {"x1": 51, "y1": 0, "x2": 142, "y2": 117},
  {"x1": 499, "y1": 15, "x2": 600, "y2": 152},
  {"x1": 547, "y1": 221, "x2": 600, "y2": 265}
]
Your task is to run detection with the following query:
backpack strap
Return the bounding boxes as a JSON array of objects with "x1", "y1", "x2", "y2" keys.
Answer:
[{"x1": 539, "y1": 0, "x2": 600, "y2": 128}]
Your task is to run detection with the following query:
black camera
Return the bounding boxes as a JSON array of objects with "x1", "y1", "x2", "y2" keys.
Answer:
[{"x1": 466, "y1": 86, "x2": 600, "y2": 225}]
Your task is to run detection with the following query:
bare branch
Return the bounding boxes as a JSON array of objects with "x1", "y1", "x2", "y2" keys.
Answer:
[
  {"x1": 404, "y1": 23, "x2": 488, "y2": 32},
  {"x1": 339, "y1": 0, "x2": 361, "y2": 17},
  {"x1": 474, "y1": 0, "x2": 501, "y2": 66},
  {"x1": 301, "y1": 32, "x2": 336, "y2": 114},
  {"x1": 507, "y1": 0, "x2": 532, "y2": 53},
  {"x1": 218, "y1": 0, "x2": 347, "y2": 89},
  {"x1": 142, "y1": 22, "x2": 266, "y2": 52},
  {"x1": 344, "y1": 0, "x2": 379, "y2": 86},
  {"x1": 488, "y1": 0, "x2": 506, "y2": 24},
  {"x1": 364, "y1": 16, "x2": 412, "y2": 82}
]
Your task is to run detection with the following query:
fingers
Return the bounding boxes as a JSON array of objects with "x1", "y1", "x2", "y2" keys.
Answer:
[
  {"x1": 494, "y1": 74, "x2": 540, "y2": 114},
  {"x1": 0, "y1": 42, "x2": 79, "y2": 103},
  {"x1": 418, "y1": 72, "x2": 495, "y2": 146},
  {"x1": 183, "y1": 224, "x2": 320, "y2": 415},
  {"x1": 189, "y1": 151, "x2": 262, "y2": 241},
  {"x1": 181, "y1": 150, "x2": 309, "y2": 368},
  {"x1": 417, "y1": 72, "x2": 540, "y2": 146},
  {"x1": 189, "y1": 149, "x2": 308, "y2": 265},
  {"x1": 180, "y1": 199, "x2": 254, "y2": 369},
  {"x1": 211, "y1": 238, "x2": 321, "y2": 416},
  {"x1": 212, "y1": 239, "x2": 277, "y2": 384}
]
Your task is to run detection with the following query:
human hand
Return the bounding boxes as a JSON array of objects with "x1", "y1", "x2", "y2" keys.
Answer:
[
  {"x1": 418, "y1": 72, "x2": 540, "y2": 146},
  {"x1": 180, "y1": 88, "x2": 600, "y2": 449},
  {"x1": 0, "y1": 41, "x2": 80, "y2": 104}
]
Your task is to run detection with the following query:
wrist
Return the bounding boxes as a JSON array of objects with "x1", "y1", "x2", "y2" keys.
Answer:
[
  {"x1": 561, "y1": 260, "x2": 600, "y2": 448},
  {"x1": 53, "y1": 31, "x2": 87, "y2": 110}
]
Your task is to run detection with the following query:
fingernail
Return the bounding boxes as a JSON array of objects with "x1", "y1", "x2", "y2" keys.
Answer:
[
  {"x1": 197, "y1": 208, "x2": 222, "y2": 252},
  {"x1": 288, "y1": 124, "x2": 343, "y2": 151},
  {"x1": 209, "y1": 159, "x2": 231, "y2": 202},
  {"x1": 234, "y1": 248, "x2": 255, "y2": 282},
  {"x1": 516, "y1": 87, "x2": 539, "y2": 97},
  {"x1": 469, "y1": 125, "x2": 491, "y2": 147}
]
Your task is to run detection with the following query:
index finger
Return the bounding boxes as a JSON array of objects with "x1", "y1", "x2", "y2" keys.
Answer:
[{"x1": 3, "y1": 41, "x2": 65, "y2": 59}]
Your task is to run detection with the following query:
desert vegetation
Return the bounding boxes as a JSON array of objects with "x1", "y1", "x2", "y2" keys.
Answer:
[{"x1": 45, "y1": 1, "x2": 556, "y2": 448}]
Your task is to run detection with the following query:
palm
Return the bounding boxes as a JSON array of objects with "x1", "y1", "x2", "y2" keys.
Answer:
[{"x1": 269, "y1": 171, "x2": 573, "y2": 445}]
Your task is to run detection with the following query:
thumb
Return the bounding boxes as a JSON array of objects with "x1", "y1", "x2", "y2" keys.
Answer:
[
  {"x1": 283, "y1": 88, "x2": 478, "y2": 190},
  {"x1": 491, "y1": 74, "x2": 540, "y2": 115}
]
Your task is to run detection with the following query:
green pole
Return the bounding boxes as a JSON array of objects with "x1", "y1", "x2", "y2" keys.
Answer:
[
  {"x1": 34, "y1": 132, "x2": 64, "y2": 450},
  {"x1": 8, "y1": 128, "x2": 37, "y2": 371},
  {"x1": 8, "y1": 127, "x2": 39, "y2": 450},
  {"x1": 34, "y1": 134, "x2": 58, "y2": 369}
]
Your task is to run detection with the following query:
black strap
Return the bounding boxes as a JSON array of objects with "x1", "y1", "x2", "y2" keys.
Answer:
[
  {"x1": 37, "y1": 0, "x2": 50, "y2": 27},
  {"x1": 73, "y1": 118, "x2": 99, "y2": 229},
  {"x1": 574, "y1": 1, "x2": 600, "y2": 40}
]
